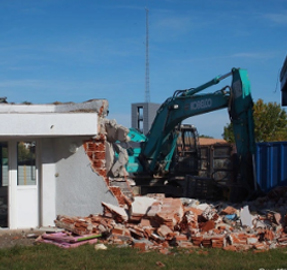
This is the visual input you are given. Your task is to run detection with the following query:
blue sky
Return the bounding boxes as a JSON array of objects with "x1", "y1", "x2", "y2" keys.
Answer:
[{"x1": 1, "y1": 0, "x2": 286, "y2": 138}]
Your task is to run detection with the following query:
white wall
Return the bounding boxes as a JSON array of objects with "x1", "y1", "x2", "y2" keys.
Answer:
[
  {"x1": 40, "y1": 138, "x2": 57, "y2": 227},
  {"x1": 41, "y1": 137, "x2": 117, "y2": 224}
]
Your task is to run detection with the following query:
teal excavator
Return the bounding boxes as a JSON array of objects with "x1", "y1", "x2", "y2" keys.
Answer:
[{"x1": 118, "y1": 68, "x2": 257, "y2": 197}]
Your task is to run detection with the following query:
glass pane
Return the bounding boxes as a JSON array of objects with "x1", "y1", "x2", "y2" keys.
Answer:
[
  {"x1": 183, "y1": 130, "x2": 195, "y2": 152},
  {"x1": 1, "y1": 142, "x2": 8, "y2": 186},
  {"x1": 17, "y1": 141, "x2": 36, "y2": 186},
  {"x1": 0, "y1": 142, "x2": 8, "y2": 227}
]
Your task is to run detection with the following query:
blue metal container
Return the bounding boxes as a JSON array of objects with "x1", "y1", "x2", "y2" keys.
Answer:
[{"x1": 256, "y1": 141, "x2": 287, "y2": 192}]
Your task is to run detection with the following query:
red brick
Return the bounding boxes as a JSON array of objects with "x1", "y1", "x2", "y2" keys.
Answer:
[
  {"x1": 109, "y1": 186, "x2": 126, "y2": 206},
  {"x1": 175, "y1": 234, "x2": 188, "y2": 242},
  {"x1": 200, "y1": 220, "x2": 215, "y2": 232},
  {"x1": 140, "y1": 218, "x2": 151, "y2": 227},
  {"x1": 111, "y1": 227, "x2": 131, "y2": 237},
  {"x1": 133, "y1": 242, "x2": 148, "y2": 251},
  {"x1": 220, "y1": 206, "x2": 237, "y2": 215},
  {"x1": 223, "y1": 245, "x2": 237, "y2": 251},
  {"x1": 177, "y1": 241, "x2": 193, "y2": 248}
]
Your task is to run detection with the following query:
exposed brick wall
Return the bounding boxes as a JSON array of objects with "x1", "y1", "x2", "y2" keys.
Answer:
[
  {"x1": 109, "y1": 186, "x2": 130, "y2": 207},
  {"x1": 83, "y1": 134, "x2": 127, "y2": 206},
  {"x1": 83, "y1": 134, "x2": 109, "y2": 186}
]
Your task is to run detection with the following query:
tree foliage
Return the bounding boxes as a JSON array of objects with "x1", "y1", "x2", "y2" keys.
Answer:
[
  {"x1": 199, "y1": 135, "x2": 214, "y2": 138},
  {"x1": 17, "y1": 142, "x2": 35, "y2": 165},
  {"x1": 223, "y1": 99, "x2": 287, "y2": 143}
]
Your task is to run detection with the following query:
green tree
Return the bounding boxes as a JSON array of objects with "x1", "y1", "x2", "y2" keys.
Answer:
[
  {"x1": 222, "y1": 123, "x2": 235, "y2": 143},
  {"x1": 223, "y1": 99, "x2": 287, "y2": 143},
  {"x1": 17, "y1": 142, "x2": 35, "y2": 165},
  {"x1": 199, "y1": 135, "x2": 214, "y2": 138}
]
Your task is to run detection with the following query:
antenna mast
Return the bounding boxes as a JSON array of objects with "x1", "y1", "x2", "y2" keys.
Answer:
[{"x1": 145, "y1": 8, "x2": 150, "y2": 103}]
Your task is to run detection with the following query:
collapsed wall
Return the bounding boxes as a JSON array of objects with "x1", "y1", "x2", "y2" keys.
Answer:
[
  {"x1": 83, "y1": 117, "x2": 131, "y2": 205},
  {"x1": 41, "y1": 189, "x2": 287, "y2": 252},
  {"x1": 52, "y1": 99, "x2": 131, "y2": 218}
]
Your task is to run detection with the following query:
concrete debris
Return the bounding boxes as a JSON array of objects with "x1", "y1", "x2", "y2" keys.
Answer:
[
  {"x1": 266, "y1": 211, "x2": 282, "y2": 225},
  {"x1": 95, "y1": 243, "x2": 108, "y2": 250},
  {"x1": 130, "y1": 197, "x2": 157, "y2": 221},
  {"x1": 201, "y1": 206, "x2": 218, "y2": 221},
  {"x1": 100, "y1": 118, "x2": 130, "y2": 178},
  {"x1": 240, "y1": 205, "x2": 253, "y2": 227},
  {"x1": 101, "y1": 202, "x2": 128, "y2": 223},
  {"x1": 41, "y1": 189, "x2": 287, "y2": 252},
  {"x1": 83, "y1": 118, "x2": 130, "y2": 188}
]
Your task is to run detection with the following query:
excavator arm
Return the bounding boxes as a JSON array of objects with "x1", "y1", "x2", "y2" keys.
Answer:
[{"x1": 140, "y1": 90, "x2": 230, "y2": 173}]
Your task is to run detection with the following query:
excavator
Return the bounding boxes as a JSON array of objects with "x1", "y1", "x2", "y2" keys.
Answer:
[{"x1": 116, "y1": 68, "x2": 256, "y2": 200}]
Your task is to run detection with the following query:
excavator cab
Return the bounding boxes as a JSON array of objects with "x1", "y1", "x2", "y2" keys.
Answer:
[{"x1": 170, "y1": 124, "x2": 200, "y2": 176}]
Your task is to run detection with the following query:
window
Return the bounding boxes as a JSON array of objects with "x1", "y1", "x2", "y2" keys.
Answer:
[
  {"x1": 0, "y1": 142, "x2": 8, "y2": 187},
  {"x1": 17, "y1": 141, "x2": 36, "y2": 186}
]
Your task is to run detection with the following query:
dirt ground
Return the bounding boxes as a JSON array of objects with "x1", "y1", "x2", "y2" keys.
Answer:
[{"x1": 0, "y1": 230, "x2": 43, "y2": 249}]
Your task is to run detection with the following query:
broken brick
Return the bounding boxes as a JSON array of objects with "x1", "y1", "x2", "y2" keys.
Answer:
[
  {"x1": 111, "y1": 226, "x2": 131, "y2": 237},
  {"x1": 140, "y1": 218, "x2": 151, "y2": 227},
  {"x1": 220, "y1": 206, "x2": 237, "y2": 215},
  {"x1": 109, "y1": 186, "x2": 127, "y2": 206},
  {"x1": 223, "y1": 245, "x2": 237, "y2": 251},
  {"x1": 175, "y1": 234, "x2": 188, "y2": 242},
  {"x1": 267, "y1": 211, "x2": 282, "y2": 225},
  {"x1": 264, "y1": 229, "x2": 275, "y2": 241},
  {"x1": 157, "y1": 225, "x2": 174, "y2": 240},
  {"x1": 177, "y1": 241, "x2": 193, "y2": 248},
  {"x1": 133, "y1": 242, "x2": 148, "y2": 251},
  {"x1": 49, "y1": 188, "x2": 287, "y2": 253},
  {"x1": 200, "y1": 220, "x2": 215, "y2": 232}
]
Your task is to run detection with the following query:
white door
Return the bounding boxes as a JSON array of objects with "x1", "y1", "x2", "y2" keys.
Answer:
[{"x1": 9, "y1": 140, "x2": 39, "y2": 229}]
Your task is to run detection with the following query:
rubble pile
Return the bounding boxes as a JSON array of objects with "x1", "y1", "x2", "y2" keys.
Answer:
[{"x1": 37, "y1": 188, "x2": 287, "y2": 252}]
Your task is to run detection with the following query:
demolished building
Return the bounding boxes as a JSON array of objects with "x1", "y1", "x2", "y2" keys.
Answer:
[
  {"x1": 0, "y1": 99, "x2": 130, "y2": 229},
  {"x1": 36, "y1": 187, "x2": 287, "y2": 252}
]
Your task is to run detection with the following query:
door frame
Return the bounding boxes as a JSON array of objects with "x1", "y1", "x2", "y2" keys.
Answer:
[{"x1": 8, "y1": 139, "x2": 40, "y2": 229}]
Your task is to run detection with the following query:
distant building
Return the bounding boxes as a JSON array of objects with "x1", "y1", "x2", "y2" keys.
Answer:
[{"x1": 131, "y1": 102, "x2": 160, "y2": 134}]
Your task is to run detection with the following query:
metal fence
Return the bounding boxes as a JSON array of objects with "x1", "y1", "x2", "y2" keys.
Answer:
[{"x1": 256, "y1": 141, "x2": 287, "y2": 192}]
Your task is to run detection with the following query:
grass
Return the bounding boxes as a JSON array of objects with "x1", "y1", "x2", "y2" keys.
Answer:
[{"x1": 0, "y1": 243, "x2": 286, "y2": 270}]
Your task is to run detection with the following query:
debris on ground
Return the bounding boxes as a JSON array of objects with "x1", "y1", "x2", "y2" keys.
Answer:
[
  {"x1": 0, "y1": 229, "x2": 53, "y2": 249},
  {"x1": 36, "y1": 186, "x2": 287, "y2": 252},
  {"x1": 38, "y1": 231, "x2": 100, "y2": 248}
]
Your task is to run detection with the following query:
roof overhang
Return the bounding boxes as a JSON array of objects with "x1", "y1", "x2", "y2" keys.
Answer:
[
  {"x1": 0, "y1": 113, "x2": 98, "y2": 137},
  {"x1": 0, "y1": 99, "x2": 108, "y2": 138}
]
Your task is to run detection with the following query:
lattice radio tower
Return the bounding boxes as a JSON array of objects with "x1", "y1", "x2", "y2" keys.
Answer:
[{"x1": 145, "y1": 8, "x2": 150, "y2": 103}]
